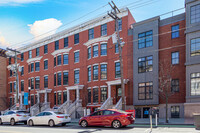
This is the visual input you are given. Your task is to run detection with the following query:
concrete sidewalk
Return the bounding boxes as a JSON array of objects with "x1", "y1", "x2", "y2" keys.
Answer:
[{"x1": 71, "y1": 118, "x2": 194, "y2": 125}]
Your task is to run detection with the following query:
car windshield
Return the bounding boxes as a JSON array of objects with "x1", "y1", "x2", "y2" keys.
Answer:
[{"x1": 54, "y1": 112, "x2": 64, "y2": 115}]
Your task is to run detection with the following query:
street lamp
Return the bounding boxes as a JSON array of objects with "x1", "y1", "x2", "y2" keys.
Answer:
[{"x1": 28, "y1": 87, "x2": 31, "y2": 113}]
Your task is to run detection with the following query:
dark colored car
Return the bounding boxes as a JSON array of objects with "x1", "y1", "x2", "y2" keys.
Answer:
[{"x1": 79, "y1": 109, "x2": 135, "y2": 128}]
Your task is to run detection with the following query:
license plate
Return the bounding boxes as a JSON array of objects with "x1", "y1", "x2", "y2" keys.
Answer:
[
  {"x1": 23, "y1": 115, "x2": 27, "y2": 117},
  {"x1": 65, "y1": 116, "x2": 68, "y2": 119}
]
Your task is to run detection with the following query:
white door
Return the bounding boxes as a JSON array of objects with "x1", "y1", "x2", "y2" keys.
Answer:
[
  {"x1": 42, "y1": 112, "x2": 53, "y2": 125},
  {"x1": 34, "y1": 112, "x2": 45, "y2": 125}
]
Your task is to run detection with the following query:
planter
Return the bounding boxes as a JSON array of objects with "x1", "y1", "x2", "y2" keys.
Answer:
[{"x1": 193, "y1": 113, "x2": 200, "y2": 130}]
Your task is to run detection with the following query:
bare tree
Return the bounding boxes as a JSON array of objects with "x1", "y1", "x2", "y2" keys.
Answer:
[{"x1": 159, "y1": 60, "x2": 175, "y2": 123}]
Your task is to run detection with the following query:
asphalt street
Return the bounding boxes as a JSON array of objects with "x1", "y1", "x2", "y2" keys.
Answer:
[{"x1": 0, "y1": 124, "x2": 199, "y2": 133}]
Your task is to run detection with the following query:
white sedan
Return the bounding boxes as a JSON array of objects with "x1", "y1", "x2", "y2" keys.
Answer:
[
  {"x1": 0, "y1": 110, "x2": 30, "y2": 125},
  {"x1": 27, "y1": 111, "x2": 71, "y2": 127}
]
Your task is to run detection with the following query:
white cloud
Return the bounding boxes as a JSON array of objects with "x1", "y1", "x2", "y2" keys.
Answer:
[
  {"x1": 0, "y1": 0, "x2": 43, "y2": 6},
  {"x1": 0, "y1": 34, "x2": 10, "y2": 48},
  {"x1": 28, "y1": 18, "x2": 62, "y2": 41}
]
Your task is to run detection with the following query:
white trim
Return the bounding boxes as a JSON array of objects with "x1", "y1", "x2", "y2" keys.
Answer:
[
  {"x1": 74, "y1": 68, "x2": 80, "y2": 71},
  {"x1": 35, "y1": 61, "x2": 40, "y2": 63},
  {"x1": 100, "y1": 62, "x2": 108, "y2": 65},
  {"x1": 87, "y1": 65, "x2": 91, "y2": 68},
  {"x1": 20, "y1": 80, "x2": 24, "y2": 82},
  {"x1": 100, "y1": 42, "x2": 107, "y2": 44},
  {"x1": 114, "y1": 60, "x2": 120, "y2": 63},
  {"x1": 65, "y1": 85, "x2": 84, "y2": 90},
  {"x1": 92, "y1": 43, "x2": 99, "y2": 46},
  {"x1": 74, "y1": 50, "x2": 80, "y2": 53},
  {"x1": 57, "y1": 54, "x2": 62, "y2": 56},
  {"x1": 26, "y1": 56, "x2": 43, "y2": 64},
  {"x1": 35, "y1": 76, "x2": 40, "y2": 78},
  {"x1": 87, "y1": 46, "x2": 91, "y2": 48},
  {"x1": 51, "y1": 47, "x2": 72, "y2": 56},
  {"x1": 54, "y1": 91, "x2": 56, "y2": 93},
  {"x1": 63, "y1": 70, "x2": 69, "y2": 73},
  {"x1": 106, "y1": 79, "x2": 129, "y2": 86},
  {"x1": 87, "y1": 87, "x2": 91, "y2": 90},
  {"x1": 63, "y1": 90, "x2": 67, "y2": 92},
  {"x1": 92, "y1": 63, "x2": 99, "y2": 66},
  {"x1": 57, "y1": 71, "x2": 62, "y2": 73},
  {"x1": 31, "y1": 77, "x2": 34, "y2": 79},
  {"x1": 31, "y1": 94, "x2": 34, "y2": 96},
  {"x1": 44, "y1": 59, "x2": 48, "y2": 61},
  {"x1": 63, "y1": 53, "x2": 69, "y2": 55},
  {"x1": 100, "y1": 85, "x2": 107, "y2": 88},
  {"x1": 93, "y1": 86, "x2": 98, "y2": 89},
  {"x1": 44, "y1": 75, "x2": 48, "y2": 77},
  {"x1": 57, "y1": 90, "x2": 62, "y2": 93}
]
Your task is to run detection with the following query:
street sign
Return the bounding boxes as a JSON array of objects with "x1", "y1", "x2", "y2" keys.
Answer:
[{"x1": 24, "y1": 92, "x2": 29, "y2": 105}]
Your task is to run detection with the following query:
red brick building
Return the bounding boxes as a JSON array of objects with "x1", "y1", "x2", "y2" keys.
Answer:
[{"x1": 7, "y1": 8, "x2": 135, "y2": 116}]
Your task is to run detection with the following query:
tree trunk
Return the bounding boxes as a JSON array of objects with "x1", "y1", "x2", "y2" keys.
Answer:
[{"x1": 166, "y1": 96, "x2": 168, "y2": 123}]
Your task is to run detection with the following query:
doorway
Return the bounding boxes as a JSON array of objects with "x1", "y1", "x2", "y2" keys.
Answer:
[
  {"x1": 116, "y1": 85, "x2": 122, "y2": 103},
  {"x1": 143, "y1": 107, "x2": 150, "y2": 118}
]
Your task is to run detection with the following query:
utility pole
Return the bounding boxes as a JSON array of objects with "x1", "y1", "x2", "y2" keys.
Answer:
[
  {"x1": 108, "y1": 1, "x2": 126, "y2": 110},
  {"x1": 6, "y1": 48, "x2": 20, "y2": 110}
]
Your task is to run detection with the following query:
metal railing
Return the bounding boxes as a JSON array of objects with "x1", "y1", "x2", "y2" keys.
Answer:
[{"x1": 100, "y1": 97, "x2": 113, "y2": 109}]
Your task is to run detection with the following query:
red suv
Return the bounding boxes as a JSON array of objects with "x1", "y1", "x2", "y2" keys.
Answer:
[{"x1": 79, "y1": 109, "x2": 135, "y2": 128}]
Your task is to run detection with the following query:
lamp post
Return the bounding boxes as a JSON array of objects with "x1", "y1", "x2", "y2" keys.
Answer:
[{"x1": 28, "y1": 87, "x2": 31, "y2": 113}]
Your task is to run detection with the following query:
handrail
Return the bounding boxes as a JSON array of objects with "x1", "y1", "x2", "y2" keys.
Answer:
[
  {"x1": 113, "y1": 97, "x2": 122, "y2": 109},
  {"x1": 100, "y1": 97, "x2": 113, "y2": 109}
]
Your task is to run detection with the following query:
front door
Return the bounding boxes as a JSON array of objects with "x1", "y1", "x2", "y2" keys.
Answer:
[
  {"x1": 143, "y1": 107, "x2": 150, "y2": 118},
  {"x1": 116, "y1": 85, "x2": 122, "y2": 103}
]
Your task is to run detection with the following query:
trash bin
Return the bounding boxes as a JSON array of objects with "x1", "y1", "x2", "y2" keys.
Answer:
[{"x1": 193, "y1": 113, "x2": 200, "y2": 130}]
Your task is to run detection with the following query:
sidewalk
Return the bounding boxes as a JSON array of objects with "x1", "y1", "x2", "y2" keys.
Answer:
[{"x1": 71, "y1": 118, "x2": 194, "y2": 125}]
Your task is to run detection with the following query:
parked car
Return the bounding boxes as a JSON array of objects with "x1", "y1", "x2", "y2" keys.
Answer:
[
  {"x1": 79, "y1": 109, "x2": 135, "y2": 128},
  {"x1": 27, "y1": 111, "x2": 71, "y2": 127},
  {"x1": 0, "y1": 110, "x2": 30, "y2": 125}
]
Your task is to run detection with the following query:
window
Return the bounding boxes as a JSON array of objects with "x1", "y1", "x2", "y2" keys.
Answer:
[
  {"x1": 171, "y1": 52, "x2": 179, "y2": 65},
  {"x1": 31, "y1": 78, "x2": 34, "y2": 89},
  {"x1": 138, "y1": 82, "x2": 153, "y2": 100},
  {"x1": 21, "y1": 53, "x2": 24, "y2": 61},
  {"x1": 29, "y1": 50, "x2": 32, "y2": 59},
  {"x1": 115, "y1": 19, "x2": 122, "y2": 31},
  {"x1": 115, "y1": 44, "x2": 119, "y2": 53},
  {"x1": 101, "y1": 24, "x2": 107, "y2": 36},
  {"x1": 171, "y1": 106, "x2": 180, "y2": 118},
  {"x1": 54, "y1": 74, "x2": 56, "y2": 86},
  {"x1": 191, "y1": 4, "x2": 200, "y2": 24},
  {"x1": 35, "y1": 62, "x2": 40, "y2": 71},
  {"x1": 57, "y1": 73, "x2": 62, "y2": 86},
  {"x1": 36, "y1": 48, "x2": 39, "y2": 56},
  {"x1": 57, "y1": 92, "x2": 62, "y2": 105},
  {"x1": 63, "y1": 91, "x2": 67, "y2": 102},
  {"x1": 89, "y1": 28, "x2": 94, "y2": 40},
  {"x1": 57, "y1": 55, "x2": 62, "y2": 65},
  {"x1": 171, "y1": 25, "x2": 179, "y2": 39},
  {"x1": 93, "y1": 65, "x2": 98, "y2": 80},
  {"x1": 101, "y1": 43, "x2": 107, "y2": 56},
  {"x1": 74, "y1": 51, "x2": 79, "y2": 63},
  {"x1": 191, "y1": 38, "x2": 200, "y2": 56},
  {"x1": 191, "y1": 72, "x2": 200, "y2": 96},
  {"x1": 74, "y1": 33, "x2": 79, "y2": 44},
  {"x1": 10, "y1": 70, "x2": 12, "y2": 77},
  {"x1": 54, "y1": 93, "x2": 56, "y2": 105},
  {"x1": 138, "y1": 30, "x2": 153, "y2": 49},
  {"x1": 101, "y1": 87, "x2": 107, "y2": 102},
  {"x1": 138, "y1": 56, "x2": 153, "y2": 73},
  {"x1": 28, "y1": 65, "x2": 30, "y2": 73},
  {"x1": 88, "y1": 47, "x2": 91, "y2": 59},
  {"x1": 93, "y1": 45, "x2": 98, "y2": 57},
  {"x1": 103, "y1": 110, "x2": 115, "y2": 115},
  {"x1": 10, "y1": 83, "x2": 12, "y2": 92},
  {"x1": 54, "y1": 57, "x2": 56, "y2": 67},
  {"x1": 44, "y1": 60, "x2": 48, "y2": 70},
  {"x1": 64, "y1": 37, "x2": 68, "y2": 47},
  {"x1": 93, "y1": 88, "x2": 99, "y2": 103},
  {"x1": 55, "y1": 40, "x2": 59, "y2": 50},
  {"x1": 44, "y1": 44, "x2": 48, "y2": 54},
  {"x1": 13, "y1": 82, "x2": 16, "y2": 92},
  {"x1": 35, "y1": 95, "x2": 38, "y2": 104},
  {"x1": 31, "y1": 95, "x2": 34, "y2": 106},
  {"x1": 9, "y1": 58, "x2": 11, "y2": 65},
  {"x1": 63, "y1": 54, "x2": 68, "y2": 65},
  {"x1": 44, "y1": 76, "x2": 48, "y2": 88},
  {"x1": 88, "y1": 89, "x2": 91, "y2": 103},
  {"x1": 21, "y1": 67, "x2": 24, "y2": 76},
  {"x1": 35, "y1": 77, "x2": 40, "y2": 89},
  {"x1": 31, "y1": 63, "x2": 34, "y2": 72},
  {"x1": 63, "y1": 72, "x2": 68, "y2": 85},
  {"x1": 21, "y1": 81, "x2": 24, "y2": 92},
  {"x1": 88, "y1": 67, "x2": 91, "y2": 82},
  {"x1": 101, "y1": 64, "x2": 107, "y2": 80},
  {"x1": 171, "y1": 79, "x2": 179, "y2": 92},
  {"x1": 74, "y1": 70, "x2": 79, "y2": 84},
  {"x1": 115, "y1": 62, "x2": 121, "y2": 78}
]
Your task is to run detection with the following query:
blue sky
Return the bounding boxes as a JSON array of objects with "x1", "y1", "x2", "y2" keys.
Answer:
[{"x1": 0, "y1": 0, "x2": 185, "y2": 49}]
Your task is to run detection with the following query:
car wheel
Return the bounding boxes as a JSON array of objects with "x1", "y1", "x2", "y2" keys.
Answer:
[
  {"x1": 10, "y1": 118, "x2": 15, "y2": 126},
  {"x1": 49, "y1": 120, "x2": 55, "y2": 127},
  {"x1": 28, "y1": 120, "x2": 34, "y2": 126},
  {"x1": 80, "y1": 120, "x2": 88, "y2": 128},
  {"x1": 112, "y1": 120, "x2": 121, "y2": 129},
  {"x1": 0, "y1": 118, "x2": 3, "y2": 125}
]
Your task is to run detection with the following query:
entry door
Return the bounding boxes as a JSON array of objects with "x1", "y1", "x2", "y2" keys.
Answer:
[
  {"x1": 143, "y1": 107, "x2": 150, "y2": 118},
  {"x1": 116, "y1": 85, "x2": 122, "y2": 103}
]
